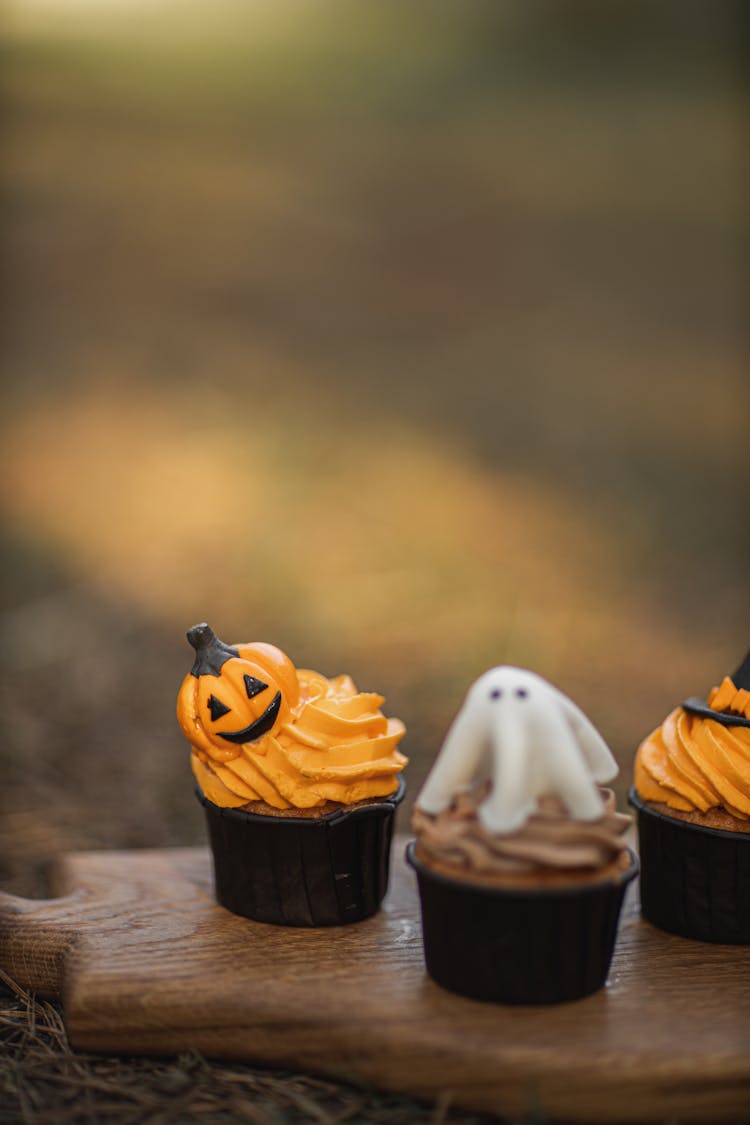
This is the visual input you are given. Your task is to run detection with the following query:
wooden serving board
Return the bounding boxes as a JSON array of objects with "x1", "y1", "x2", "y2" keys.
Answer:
[{"x1": 1, "y1": 837, "x2": 749, "y2": 1123}]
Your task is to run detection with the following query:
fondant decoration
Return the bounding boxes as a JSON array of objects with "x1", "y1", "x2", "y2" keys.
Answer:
[
  {"x1": 176, "y1": 623, "x2": 298, "y2": 760},
  {"x1": 177, "y1": 624, "x2": 407, "y2": 810},
  {"x1": 417, "y1": 667, "x2": 617, "y2": 834},
  {"x1": 682, "y1": 649, "x2": 750, "y2": 728}
]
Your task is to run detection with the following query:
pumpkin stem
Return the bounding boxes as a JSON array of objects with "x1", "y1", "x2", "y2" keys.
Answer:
[{"x1": 186, "y1": 623, "x2": 239, "y2": 677}]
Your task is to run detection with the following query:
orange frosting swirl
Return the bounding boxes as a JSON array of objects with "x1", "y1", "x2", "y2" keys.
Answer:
[
  {"x1": 190, "y1": 668, "x2": 407, "y2": 810},
  {"x1": 634, "y1": 679, "x2": 750, "y2": 820}
]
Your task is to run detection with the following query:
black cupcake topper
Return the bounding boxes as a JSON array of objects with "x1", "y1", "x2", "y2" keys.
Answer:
[{"x1": 682, "y1": 649, "x2": 750, "y2": 729}]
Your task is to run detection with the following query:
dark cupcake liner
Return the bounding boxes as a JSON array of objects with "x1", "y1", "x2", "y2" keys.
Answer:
[
  {"x1": 628, "y1": 787, "x2": 750, "y2": 944},
  {"x1": 406, "y1": 842, "x2": 638, "y2": 1005},
  {"x1": 197, "y1": 778, "x2": 405, "y2": 927}
]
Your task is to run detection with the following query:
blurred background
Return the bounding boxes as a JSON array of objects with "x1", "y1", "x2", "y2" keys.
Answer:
[{"x1": 1, "y1": 0, "x2": 747, "y2": 896}]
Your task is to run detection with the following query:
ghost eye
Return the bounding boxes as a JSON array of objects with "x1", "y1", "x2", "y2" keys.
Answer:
[
  {"x1": 244, "y1": 674, "x2": 268, "y2": 699},
  {"x1": 490, "y1": 688, "x2": 503, "y2": 700},
  {"x1": 207, "y1": 694, "x2": 230, "y2": 722},
  {"x1": 515, "y1": 688, "x2": 528, "y2": 699}
]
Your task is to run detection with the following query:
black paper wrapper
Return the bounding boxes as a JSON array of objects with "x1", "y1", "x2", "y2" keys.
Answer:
[
  {"x1": 629, "y1": 787, "x2": 750, "y2": 944},
  {"x1": 197, "y1": 778, "x2": 405, "y2": 926},
  {"x1": 406, "y1": 841, "x2": 637, "y2": 1004}
]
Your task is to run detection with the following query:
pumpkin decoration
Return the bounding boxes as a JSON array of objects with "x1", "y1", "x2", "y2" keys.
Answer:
[{"x1": 177, "y1": 623, "x2": 299, "y2": 761}]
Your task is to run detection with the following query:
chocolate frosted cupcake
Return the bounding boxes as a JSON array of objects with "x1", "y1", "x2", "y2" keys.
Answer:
[
  {"x1": 177, "y1": 624, "x2": 407, "y2": 926},
  {"x1": 630, "y1": 650, "x2": 750, "y2": 943},
  {"x1": 408, "y1": 666, "x2": 637, "y2": 1004}
]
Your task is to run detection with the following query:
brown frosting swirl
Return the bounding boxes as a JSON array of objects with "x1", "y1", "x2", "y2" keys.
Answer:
[{"x1": 413, "y1": 784, "x2": 631, "y2": 885}]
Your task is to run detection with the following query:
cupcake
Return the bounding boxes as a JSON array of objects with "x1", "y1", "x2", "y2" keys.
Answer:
[
  {"x1": 407, "y1": 666, "x2": 637, "y2": 1004},
  {"x1": 630, "y1": 650, "x2": 750, "y2": 943},
  {"x1": 177, "y1": 623, "x2": 407, "y2": 926}
]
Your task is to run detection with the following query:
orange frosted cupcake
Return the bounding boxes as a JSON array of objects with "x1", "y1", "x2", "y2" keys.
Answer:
[
  {"x1": 630, "y1": 650, "x2": 750, "y2": 943},
  {"x1": 177, "y1": 624, "x2": 407, "y2": 926}
]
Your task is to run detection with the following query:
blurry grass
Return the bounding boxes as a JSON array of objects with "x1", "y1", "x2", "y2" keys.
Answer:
[{"x1": 0, "y1": 378, "x2": 737, "y2": 760}]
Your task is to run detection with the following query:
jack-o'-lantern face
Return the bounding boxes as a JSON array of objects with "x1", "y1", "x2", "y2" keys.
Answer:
[{"x1": 176, "y1": 623, "x2": 299, "y2": 759}]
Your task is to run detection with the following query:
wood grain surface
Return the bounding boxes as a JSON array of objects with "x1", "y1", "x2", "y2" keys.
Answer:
[{"x1": 1, "y1": 837, "x2": 749, "y2": 1123}]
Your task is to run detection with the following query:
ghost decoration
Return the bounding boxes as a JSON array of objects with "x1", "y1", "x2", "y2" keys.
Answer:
[{"x1": 417, "y1": 667, "x2": 618, "y2": 835}]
